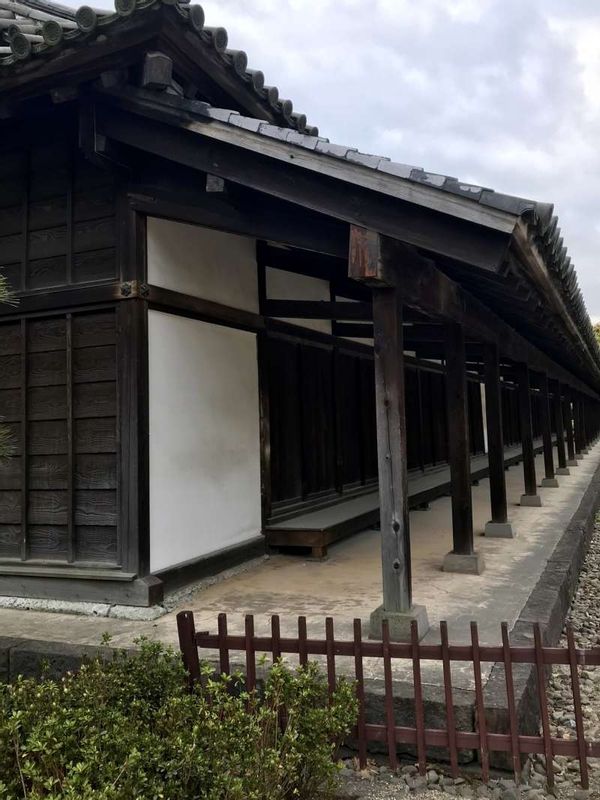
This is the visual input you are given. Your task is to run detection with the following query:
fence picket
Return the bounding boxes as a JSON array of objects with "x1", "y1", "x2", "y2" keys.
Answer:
[
  {"x1": 533, "y1": 623, "x2": 554, "y2": 790},
  {"x1": 501, "y1": 622, "x2": 521, "y2": 783},
  {"x1": 325, "y1": 617, "x2": 336, "y2": 700},
  {"x1": 298, "y1": 616, "x2": 308, "y2": 666},
  {"x1": 441, "y1": 621, "x2": 459, "y2": 777},
  {"x1": 567, "y1": 625, "x2": 589, "y2": 789},
  {"x1": 470, "y1": 621, "x2": 490, "y2": 784},
  {"x1": 218, "y1": 612, "x2": 230, "y2": 675},
  {"x1": 411, "y1": 619, "x2": 427, "y2": 777},
  {"x1": 381, "y1": 619, "x2": 398, "y2": 770},
  {"x1": 353, "y1": 618, "x2": 368, "y2": 769}
]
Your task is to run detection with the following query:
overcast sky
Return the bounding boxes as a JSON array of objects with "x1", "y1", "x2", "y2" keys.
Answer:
[{"x1": 89, "y1": 0, "x2": 600, "y2": 319}]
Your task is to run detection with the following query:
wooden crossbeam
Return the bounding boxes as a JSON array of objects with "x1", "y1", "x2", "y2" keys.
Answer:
[
  {"x1": 264, "y1": 300, "x2": 372, "y2": 321},
  {"x1": 348, "y1": 226, "x2": 598, "y2": 398}
]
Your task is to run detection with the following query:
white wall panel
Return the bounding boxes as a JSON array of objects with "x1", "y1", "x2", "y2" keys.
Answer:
[
  {"x1": 266, "y1": 267, "x2": 332, "y2": 334},
  {"x1": 148, "y1": 311, "x2": 261, "y2": 573},
  {"x1": 147, "y1": 217, "x2": 259, "y2": 313}
]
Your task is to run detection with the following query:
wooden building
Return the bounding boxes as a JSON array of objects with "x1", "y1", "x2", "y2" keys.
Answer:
[{"x1": 0, "y1": 0, "x2": 599, "y2": 634}]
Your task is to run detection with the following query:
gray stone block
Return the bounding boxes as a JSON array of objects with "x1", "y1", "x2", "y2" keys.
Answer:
[
  {"x1": 520, "y1": 494, "x2": 542, "y2": 507},
  {"x1": 484, "y1": 521, "x2": 516, "y2": 538},
  {"x1": 0, "y1": 637, "x2": 20, "y2": 684},
  {"x1": 442, "y1": 551, "x2": 485, "y2": 575},
  {"x1": 567, "y1": 459, "x2": 579, "y2": 467},
  {"x1": 9, "y1": 639, "x2": 118, "y2": 681},
  {"x1": 368, "y1": 604, "x2": 429, "y2": 641},
  {"x1": 556, "y1": 467, "x2": 571, "y2": 475},
  {"x1": 540, "y1": 477, "x2": 560, "y2": 488}
]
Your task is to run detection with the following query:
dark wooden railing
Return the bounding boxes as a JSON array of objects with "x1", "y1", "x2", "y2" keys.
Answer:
[{"x1": 176, "y1": 612, "x2": 600, "y2": 790}]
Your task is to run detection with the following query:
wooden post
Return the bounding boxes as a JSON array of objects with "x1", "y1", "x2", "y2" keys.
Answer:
[
  {"x1": 553, "y1": 381, "x2": 569, "y2": 475},
  {"x1": 349, "y1": 226, "x2": 429, "y2": 640},
  {"x1": 442, "y1": 323, "x2": 484, "y2": 573},
  {"x1": 573, "y1": 391, "x2": 584, "y2": 456},
  {"x1": 564, "y1": 392, "x2": 578, "y2": 466},
  {"x1": 516, "y1": 363, "x2": 541, "y2": 506},
  {"x1": 373, "y1": 287, "x2": 412, "y2": 613},
  {"x1": 483, "y1": 344, "x2": 515, "y2": 538},
  {"x1": 539, "y1": 372, "x2": 558, "y2": 487}
]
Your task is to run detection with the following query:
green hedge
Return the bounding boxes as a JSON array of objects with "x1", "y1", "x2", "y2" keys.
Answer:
[{"x1": 0, "y1": 639, "x2": 357, "y2": 799}]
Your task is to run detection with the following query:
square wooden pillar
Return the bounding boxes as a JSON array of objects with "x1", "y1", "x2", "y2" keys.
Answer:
[
  {"x1": 516, "y1": 363, "x2": 541, "y2": 506},
  {"x1": 442, "y1": 322, "x2": 485, "y2": 574},
  {"x1": 539, "y1": 372, "x2": 558, "y2": 488},
  {"x1": 564, "y1": 392, "x2": 578, "y2": 466},
  {"x1": 552, "y1": 381, "x2": 570, "y2": 476},
  {"x1": 483, "y1": 343, "x2": 515, "y2": 538},
  {"x1": 348, "y1": 226, "x2": 429, "y2": 640}
]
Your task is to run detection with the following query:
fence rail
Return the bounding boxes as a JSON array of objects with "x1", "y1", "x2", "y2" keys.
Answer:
[{"x1": 176, "y1": 611, "x2": 600, "y2": 790}]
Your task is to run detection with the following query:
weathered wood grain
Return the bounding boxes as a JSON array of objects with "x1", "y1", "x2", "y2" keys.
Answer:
[
  {"x1": 74, "y1": 490, "x2": 117, "y2": 526},
  {"x1": 75, "y1": 525, "x2": 117, "y2": 563},
  {"x1": 75, "y1": 418, "x2": 117, "y2": 453}
]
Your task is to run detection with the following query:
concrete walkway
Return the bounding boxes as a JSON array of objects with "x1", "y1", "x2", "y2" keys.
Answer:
[{"x1": 1, "y1": 443, "x2": 599, "y2": 691}]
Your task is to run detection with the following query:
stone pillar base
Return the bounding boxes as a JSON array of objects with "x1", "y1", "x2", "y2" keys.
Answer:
[
  {"x1": 484, "y1": 521, "x2": 516, "y2": 539},
  {"x1": 556, "y1": 467, "x2": 571, "y2": 476},
  {"x1": 541, "y1": 477, "x2": 560, "y2": 488},
  {"x1": 581, "y1": 448, "x2": 590, "y2": 455},
  {"x1": 520, "y1": 494, "x2": 542, "y2": 507},
  {"x1": 442, "y1": 551, "x2": 485, "y2": 575},
  {"x1": 369, "y1": 604, "x2": 430, "y2": 642},
  {"x1": 567, "y1": 459, "x2": 579, "y2": 467}
]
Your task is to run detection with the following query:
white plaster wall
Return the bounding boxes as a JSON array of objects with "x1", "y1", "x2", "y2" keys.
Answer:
[
  {"x1": 147, "y1": 217, "x2": 259, "y2": 313},
  {"x1": 148, "y1": 311, "x2": 262, "y2": 573},
  {"x1": 266, "y1": 267, "x2": 331, "y2": 334}
]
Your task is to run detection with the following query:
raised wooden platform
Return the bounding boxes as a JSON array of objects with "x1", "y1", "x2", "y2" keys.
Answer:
[{"x1": 264, "y1": 439, "x2": 548, "y2": 557}]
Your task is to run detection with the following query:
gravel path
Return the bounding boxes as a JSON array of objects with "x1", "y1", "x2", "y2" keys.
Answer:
[{"x1": 337, "y1": 518, "x2": 600, "y2": 800}]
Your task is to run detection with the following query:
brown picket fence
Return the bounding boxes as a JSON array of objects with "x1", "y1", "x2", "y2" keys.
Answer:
[{"x1": 176, "y1": 611, "x2": 600, "y2": 790}]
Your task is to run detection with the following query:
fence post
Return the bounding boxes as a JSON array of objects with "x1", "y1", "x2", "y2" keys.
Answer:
[{"x1": 176, "y1": 610, "x2": 201, "y2": 689}]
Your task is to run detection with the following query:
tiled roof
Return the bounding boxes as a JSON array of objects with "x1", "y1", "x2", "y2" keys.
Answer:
[
  {"x1": 167, "y1": 96, "x2": 599, "y2": 368},
  {"x1": 0, "y1": 0, "x2": 317, "y2": 134}
]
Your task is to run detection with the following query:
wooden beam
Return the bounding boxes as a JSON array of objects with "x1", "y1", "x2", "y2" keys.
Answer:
[
  {"x1": 564, "y1": 394, "x2": 577, "y2": 464},
  {"x1": 264, "y1": 300, "x2": 372, "y2": 321},
  {"x1": 348, "y1": 227, "x2": 598, "y2": 399}
]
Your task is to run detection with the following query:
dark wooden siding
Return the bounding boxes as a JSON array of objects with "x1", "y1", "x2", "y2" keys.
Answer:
[
  {"x1": 0, "y1": 113, "x2": 117, "y2": 296},
  {"x1": 0, "y1": 310, "x2": 119, "y2": 565}
]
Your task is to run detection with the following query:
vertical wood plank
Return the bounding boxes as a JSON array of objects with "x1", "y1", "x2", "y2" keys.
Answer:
[
  {"x1": 325, "y1": 616, "x2": 336, "y2": 700},
  {"x1": 501, "y1": 622, "x2": 521, "y2": 782},
  {"x1": 445, "y1": 323, "x2": 474, "y2": 554},
  {"x1": 245, "y1": 614, "x2": 256, "y2": 692},
  {"x1": 298, "y1": 615, "x2": 308, "y2": 666},
  {"x1": 440, "y1": 621, "x2": 459, "y2": 777},
  {"x1": 66, "y1": 314, "x2": 74, "y2": 562},
  {"x1": 372, "y1": 285, "x2": 411, "y2": 612},
  {"x1": 567, "y1": 626, "x2": 589, "y2": 789},
  {"x1": 470, "y1": 622, "x2": 490, "y2": 783},
  {"x1": 176, "y1": 610, "x2": 201, "y2": 689},
  {"x1": 381, "y1": 619, "x2": 398, "y2": 770},
  {"x1": 411, "y1": 619, "x2": 427, "y2": 776},
  {"x1": 217, "y1": 612, "x2": 230, "y2": 675},
  {"x1": 353, "y1": 618, "x2": 368, "y2": 769},
  {"x1": 484, "y1": 343, "x2": 508, "y2": 524},
  {"x1": 19, "y1": 318, "x2": 27, "y2": 561},
  {"x1": 533, "y1": 623, "x2": 554, "y2": 790},
  {"x1": 271, "y1": 614, "x2": 281, "y2": 663}
]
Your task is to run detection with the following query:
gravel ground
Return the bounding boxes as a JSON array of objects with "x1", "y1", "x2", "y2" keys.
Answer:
[{"x1": 337, "y1": 517, "x2": 600, "y2": 800}]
